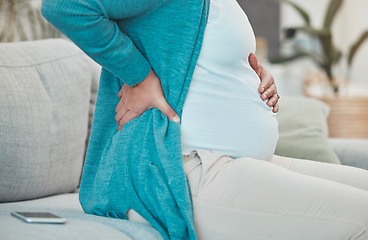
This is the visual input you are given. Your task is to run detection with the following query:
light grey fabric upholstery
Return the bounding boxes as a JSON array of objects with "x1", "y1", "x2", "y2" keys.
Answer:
[
  {"x1": 0, "y1": 216, "x2": 131, "y2": 240},
  {"x1": 329, "y1": 138, "x2": 368, "y2": 170},
  {"x1": 0, "y1": 39, "x2": 100, "y2": 202},
  {"x1": 0, "y1": 193, "x2": 162, "y2": 240},
  {"x1": 275, "y1": 97, "x2": 340, "y2": 164}
]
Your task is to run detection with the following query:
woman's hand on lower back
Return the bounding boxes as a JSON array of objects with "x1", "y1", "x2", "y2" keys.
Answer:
[
  {"x1": 248, "y1": 53, "x2": 280, "y2": 113},
  {"x1": 115, "y1": 69, "x2": 180, "y2": 131}
]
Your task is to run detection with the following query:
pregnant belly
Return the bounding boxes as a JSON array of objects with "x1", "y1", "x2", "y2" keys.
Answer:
[{"x1": 181, "y1": 87, "x2": 279, "y2": 161}]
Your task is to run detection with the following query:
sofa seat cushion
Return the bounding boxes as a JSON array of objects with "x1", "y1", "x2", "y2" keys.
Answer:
[
  {"x1": 0, "y1": 193, "x2": 162, "y2": 240},
  {"x1": 0, "y1": 39, "x2": 100, "y2": 202},
  {"x1": 0, "y1": 216, "x2": 131, "y2": 240}
]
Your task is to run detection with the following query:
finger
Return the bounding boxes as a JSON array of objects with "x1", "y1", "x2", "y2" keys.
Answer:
[
  {"x1": 273, "y1": 103, "x2": 279, "y2": 113},
  {"x1": 258, "y1": 70, "x2": 274, "y2": 94},
  {"x1": 115, "y1": 104, "x2": 129, "y2": 125},
  {"x1": 115, "y1": 98, "x2": 124, "y2": 113},
  {"x1": 155, "y1": 98, "x2": 180, "y2": 123},
  {"x1": 117, "y1": 110, "x2": 139, "y2": 131},
  {"x1": 118, "y1": 88, "x2": 123, "y2": 99},
  {"x1": 266, "y1": 93, "x2": 279, "y2": 108},
  {"x1": 261, "y1": 83, "x2": 277, "y2": 101},
  {"x1": 248, "y1": 53, "x2": 261, "y2": 76}
]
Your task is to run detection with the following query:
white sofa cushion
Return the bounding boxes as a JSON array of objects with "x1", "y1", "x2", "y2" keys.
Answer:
[{"x1": 0, "y1": 39, "x2": 99, "y2": 202}]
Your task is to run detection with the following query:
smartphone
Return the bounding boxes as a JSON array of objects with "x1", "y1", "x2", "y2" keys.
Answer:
[{"x1": 11, "y1": 212, "x2": 66, "y2": 224}]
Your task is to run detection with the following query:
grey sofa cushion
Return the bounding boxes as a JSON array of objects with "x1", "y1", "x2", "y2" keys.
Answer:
[
  {"x1": 329, "y1": 138, "x2": 368, "y2": 170},
  {"x1": 275, "y1": 97, "x2": 340, "y2": 164},
  {"x1": 0, "y1": 39, "x2": 99, "y2": 202}
]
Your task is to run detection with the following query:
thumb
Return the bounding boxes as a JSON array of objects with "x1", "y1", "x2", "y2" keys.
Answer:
[
  {"x1": 248, "y1": 53, "x2": 262, "y2": 77},
  {"x1": 156, "y1": 98, "x2": 180, "y2": 123}
]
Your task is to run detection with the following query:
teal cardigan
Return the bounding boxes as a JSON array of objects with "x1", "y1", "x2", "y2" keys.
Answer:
[{"x1": 41, "y1": 0, "x2": 209, "y2": 239}]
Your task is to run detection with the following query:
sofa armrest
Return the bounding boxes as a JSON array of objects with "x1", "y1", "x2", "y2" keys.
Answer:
[{"x1": 329, "y1": 138, "x2": 368, "y2": 170}]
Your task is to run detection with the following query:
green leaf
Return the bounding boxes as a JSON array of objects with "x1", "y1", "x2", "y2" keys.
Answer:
[
  {"x1": 286, "y1": 26, "x2": 330, "y2": 37},
  {"x1": 323, "y1": 0, "x2": 343, "y2": 30},
  {"x1": 271, "y1": 0, "x2": 310, "y2": 25},
  {"x1": 332, "y1": 48, "x2": 342, "y2": 65},
  {"x1": 317, "y1": 33, "x2": 333, "y2": 61},
  {"x1": 348, "y1": 31, "x2": 368, "y2": 66},
  {"x1": 319, "y1": 60, "x2": 333, "y2": 80},
  {"x1": 0, "y1": 31, "x2": 5, "y2": 42},
  {"x1": 270, "y1": 51, "x2": 312, "y2": 64}
]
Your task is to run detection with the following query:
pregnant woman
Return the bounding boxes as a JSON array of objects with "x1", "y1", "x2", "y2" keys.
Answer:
[{"x1": 42, "y1": 0, "x2": 368, "y2": 239}]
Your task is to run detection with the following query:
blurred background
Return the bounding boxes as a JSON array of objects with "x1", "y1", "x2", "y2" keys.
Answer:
[
  {"x1": 1, "y1": 0, "x2": 367, "y2": 138},
  {"x1": 239, "y1": 0, "x2": 368, "y2": 97},
  {"x1": 239, "y1": 0, "x2": 368, "y2": 138},
  {"x1": 0, "y1": 0, "x2": 62, "y2": 41}
]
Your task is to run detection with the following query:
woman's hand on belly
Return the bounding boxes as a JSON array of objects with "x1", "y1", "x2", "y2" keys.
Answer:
[
  {"x1": 115, "y1": 69, "x2": 180, "y2": 131},
  {"x1": 248, "y1": 53, "x2": 280, "y2": 113}
]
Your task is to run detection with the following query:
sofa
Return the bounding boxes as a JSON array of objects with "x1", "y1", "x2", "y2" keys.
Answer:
[{"x1": 0, "y1": 39, "x2": 367, "y2": 240}]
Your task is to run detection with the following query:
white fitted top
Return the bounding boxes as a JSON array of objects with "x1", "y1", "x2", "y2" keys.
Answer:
[{"x1": 181, "y1": 0, "x2": 279, "y2": 160}]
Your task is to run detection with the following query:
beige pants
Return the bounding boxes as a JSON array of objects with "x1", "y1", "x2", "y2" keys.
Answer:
[{"x1": 128, "y1": 150, "x2": 368, "y2": 240}]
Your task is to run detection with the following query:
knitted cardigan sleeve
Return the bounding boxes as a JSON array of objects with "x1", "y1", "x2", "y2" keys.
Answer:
[{"x1": 41, "y1": 0, "x2": 162, "y2": 86}]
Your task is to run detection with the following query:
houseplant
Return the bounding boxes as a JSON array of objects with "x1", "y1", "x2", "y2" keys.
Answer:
[
  {"x1": 271, "y1": 0, "x2": 368, "y2": 138},
  {"x1": 271, "y1": 0, "x2": 368, "y2": 95}
]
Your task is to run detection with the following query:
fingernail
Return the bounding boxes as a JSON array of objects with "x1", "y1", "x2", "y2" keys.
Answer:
[{"x1": 172, "y1": 116, "x2": 180, "y2": 123}]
